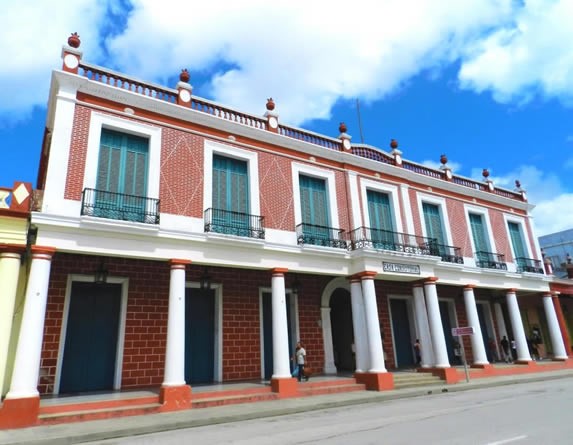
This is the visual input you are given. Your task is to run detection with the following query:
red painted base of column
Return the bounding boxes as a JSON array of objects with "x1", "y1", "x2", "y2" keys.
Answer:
[
  {"x1": 431, "y1": 367, "x2": 460, "y2": 384},
  {"x1": 159, "y1": 385, "x2": 192, "y2": 412},
  {"x1": 0, "y1": 396, "x2": 40, "y2": 429},
  {"x1": 515, "y1": 360, "x2": 536, "y2": 367},
  {"x1": 355, "y1": 372, "x2": 394, "y2": 391},
  {"x1": 270, "y1": 377, "x2": 298, "y2": 397}
]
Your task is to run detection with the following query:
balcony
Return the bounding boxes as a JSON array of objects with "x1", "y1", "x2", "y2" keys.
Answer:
[
  {"x1": 204, "y1": 208, "x2": 265, "y2": 239},
  {"x1": 475, "y1": 251, "x2": 508, "y2": 270},
  {"x1": 81, "y1": 188, "x2": 160, "y2": 224},
  {"x1": 296, "y1": 223, "x2": 347, "y2": 249},
  {"x1": 435, "y1": 244, "x2": 464, "y2": 264},
  {"x1": 516, "y1": 257, "x2": 544, "y2": 274},
  {"x1": 349, "y1": 227, "x2": 438, "y2": 256}
]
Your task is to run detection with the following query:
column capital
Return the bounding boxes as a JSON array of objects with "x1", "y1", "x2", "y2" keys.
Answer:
[
  {"x1": 356, "y1": 271, "x2": 377, "y2": 280},
  {"x1": 271, "y1": 267, "x2": 288, "y2": 276},
  {"x1": 463, "y1": 284, "x2": 476, "y2": 290},
  {"x1": 423, "y1": 276, "x2": 438, "y2": 284},
  {"x1": 0, "y1": 243, "x2": 26, "y2": 255},
  {"x1": 551, "y1": 291, "x2": 561, "y2": 298},
  {"x1": 30, "y1": 246, "x2": 56, "y2": 259},
  {"x1": 347, "y1": 275, "x2": 362, "y2": 283},
  {"x1": 169, "y1": 259, "x2": 191, "y2": 268},
  {"x1": 412, "y1": 283, "x2": 424, "y2": 288},
  {"x1": 506, "y1": 288, "x2": 518, "y2": 294}
]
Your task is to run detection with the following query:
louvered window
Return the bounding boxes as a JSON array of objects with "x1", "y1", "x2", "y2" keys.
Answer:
[
  {"x1": 367, "y1": 190, "x2": 395, "y2": 248},
  {"x1": 300, "y1": 175, "x2": 330, "y2": 240}
]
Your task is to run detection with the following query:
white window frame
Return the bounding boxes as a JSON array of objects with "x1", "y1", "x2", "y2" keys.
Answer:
[
  {"x1": 359, "y1": 178, "x2": 403, "y2": 233},
  {"x1": 203, "y1": 140, "x2": 260, "y2": 217},
  {"x1": 503, "y1": 214, "x2": 534, "y2": 261},
  {"x1": 416, "y1": 193, "x2": 454, "y2": 246},
  {"x1": 292, "y1": 163, "x2": 340, "y2": 229},
  {"x1": 463, "y1": 204, "x2": 497, "y2": 257},
  {"x1": 83, "y1": 113, "x2": 161, "y2": 200}
]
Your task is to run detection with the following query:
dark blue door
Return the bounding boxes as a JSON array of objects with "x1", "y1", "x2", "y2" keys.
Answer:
[
  {"x1": 439, "y1": 301, "x2": 456, "y2": 364},
  {"x1": 476, "y1": 304, "x2": 492, "y2": 361},
  {"x1": 262, "y1": 292, "x2": 294, "y2": 380},
  {"x1": 60, "y1": 282, "x2": 121, "y2": 393},
  {"x1": 330, "y1": 289, "x2": 354, "y2": 372},
  {"x1": 390, "y1": 299, "x2": 415, "y2": 367},
  {"x1": 185, "y1": 288, "x2": 215, "y2": 384}
]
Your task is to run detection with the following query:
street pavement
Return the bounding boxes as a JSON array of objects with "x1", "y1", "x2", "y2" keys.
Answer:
[{"x1": 1, "y1": 369, "x2": 573, "y2": 445}]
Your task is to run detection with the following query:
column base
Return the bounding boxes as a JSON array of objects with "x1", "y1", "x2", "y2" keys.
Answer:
[
  {"x1": 430, "y1": 367, "x2": 460, "y2": 384},
  {"x1": 271, "y1": 377, "x2": 299, "y2": 397},
  {"x1": 552, "y1": 356, "x2": 569, "y2": 361},
  {"x1": 515, "y1": 360, "x2": 536, "y2": 366},
  {"x1": 355, "y1": 372, "x2": 394, "y2": 391},
  {"x1": 159, "y1": 385, "x2": 192, "y2": 412},
  {"x1": 0, "y1": 395, "x2": 40, "y2": 429}
]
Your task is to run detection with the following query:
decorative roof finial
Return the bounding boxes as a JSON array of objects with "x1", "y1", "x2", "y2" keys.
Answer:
[
  {"x1": 179, "y1": 69, "x2": 190, "y2": 83},
  {"x1": 440, "y1": 154, "x2": 448, "y2": 165},
  {"x1": 68, "y1": 32, "x2": 81, "y2": 48},
  {"x1": 266, "y1": 98, "x2": 275, "y2": 111},
  {"x1": 390, "y1": 139, "x2": 398, "y2": 150},
  {"x1": 339, "y1": 122, "x2": 348, "y2": 133},
  {"x1": 482, "y1": 168, "x2": 490, "y2": 179}
]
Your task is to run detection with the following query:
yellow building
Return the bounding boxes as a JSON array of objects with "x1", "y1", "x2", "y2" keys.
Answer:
[{"x1": 0, "y1": 181, "x2": 33, "y2": 397}]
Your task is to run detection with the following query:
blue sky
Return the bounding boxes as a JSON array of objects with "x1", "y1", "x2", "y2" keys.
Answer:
[{"x1": 1, "y1": 0, "x2": 572, "y2": 236}]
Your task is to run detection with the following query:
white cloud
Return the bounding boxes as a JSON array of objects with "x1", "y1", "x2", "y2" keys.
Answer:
[
  {"x1": 0, "y1": 0, "x2": 111, "y2": 122},
  {"x1": 106, "y1": 0, "x2": 514, "y2": 125},
  {"x1": 459, "y1": 0, "x2": 573, "y2": 106},
  {"x1": 532, "y1": 194, "x2": 573, "y2": 236}
]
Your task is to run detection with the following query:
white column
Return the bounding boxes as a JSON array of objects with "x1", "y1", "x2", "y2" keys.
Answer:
[
  {"x1": 0, "y1": 250, "x2": 22, "y2": 396},
  {"x1": 361, "y1": 273, "x2": 386, "y2": 373},
  {"x1": 6, "y1": 247, "x2": 55, "y2": 400},
  {"x1": 506, "y1": 289, "x2": 532, "y2": 362},
  {"x1": 350, "y1": 278, "x2": 369, "y2": 372},
  {"x1": 271, "y1": 269, "x2": 291, "y2": 378},
  {"x1": 412, "y1": 285, "x2": 434, "y2": 367},
  {"x1": 424, "y1": 278, "x2": 450, "y2": 368},
  {"x1": 162, "y1": 260, "x2": 188, "y2": 386},
  {"x1": 463, "y1": 286, "x2": 489, "y2": 365},
  {"x1": 493, "y1": 302, "x2": 508, "y2": 340},
  {"x1": 543, "y1": 294, "x2": 568, "y2": 360},
  {"x1": 321, "y1": 307, "x2": 337, "y2": 374}
]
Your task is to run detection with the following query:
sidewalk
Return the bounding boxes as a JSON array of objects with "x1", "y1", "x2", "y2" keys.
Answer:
[{"x1": 2, "y1": 368, "x2": 573, "y2": 445}]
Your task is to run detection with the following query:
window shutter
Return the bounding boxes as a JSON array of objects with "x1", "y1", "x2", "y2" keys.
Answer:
[
  {"x1": 508, "y1": 222, "x2": 526, "y2": 259},
  {"x1": 469, "y1": 213, "x2": 489, "y2": 252},
  {"x1": 367, "y1": 190, "x2": 394, "y2": 231},
  {"x1": 422, "y1": 203, "x2": 445, "y2": 244},
  {"x1": 299, "y1": 175, "x2": 329, "y2": 226}
]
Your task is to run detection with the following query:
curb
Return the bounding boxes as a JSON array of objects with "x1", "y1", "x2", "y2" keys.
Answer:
[{"x1": 2, "y1": 370, "x2": 573, "y2": 445}]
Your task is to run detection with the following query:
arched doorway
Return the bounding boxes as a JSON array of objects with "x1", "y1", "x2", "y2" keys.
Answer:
[{"x1": 330, "y1": 288, "x2": 355, "y2": 372}]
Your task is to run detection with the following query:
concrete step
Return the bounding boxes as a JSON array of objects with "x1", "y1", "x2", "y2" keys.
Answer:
[
  {"x1": 191, "y1": 392, "x2": 279, "y2": 409},
  {"x1": 392, "y1": 373, "x2": 443, "y2": 388},
  {"x1": 38, "y1": 403, "x2": 162, "y2": 425},
  {"x1": 39, "y1": 395, "x2": 160, "y2": 415},
  {"x1": 299, "y1": 383, "x2": 366, "y2": 396}
]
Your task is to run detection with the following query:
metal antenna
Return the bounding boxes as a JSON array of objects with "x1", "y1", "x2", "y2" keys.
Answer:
[{"x1": 356, "y1": 98, "x2": 365, "y2": 143}]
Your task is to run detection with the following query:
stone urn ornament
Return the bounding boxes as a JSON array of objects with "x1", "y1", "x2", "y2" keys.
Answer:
[
  {"x1": 68, "y1": 32, "x2": 81, "y2": 48},
  {"x1": 179, "y1": 69, "x2": 190, "y2": 83},
  {"x1": 266, "y1": 98, "x2": 275, "y2": 111}
]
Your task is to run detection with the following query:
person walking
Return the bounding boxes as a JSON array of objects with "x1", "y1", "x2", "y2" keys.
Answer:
[
  {"x1": 500, "y1": 335, "x2": 511, "y2": 363},
  {"x1": 414, "y1": 339, "x2": 422, "y2": 367},
  {"x1": 293, "y1": 341, "x2": 308, "y2": 382}
]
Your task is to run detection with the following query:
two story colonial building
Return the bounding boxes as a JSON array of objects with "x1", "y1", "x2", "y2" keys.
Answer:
[{"x1": 1, "y1": 33, "x2": 571, "y2": 428}]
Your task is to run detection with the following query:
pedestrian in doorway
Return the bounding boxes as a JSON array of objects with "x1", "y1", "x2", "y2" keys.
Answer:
[
  {"x1": 500, "y1": 336, "x2": 511, "y2": 363},
  {"x1": 414, "y1": 339, "x2": 422, "y2": 366},
  {"x1": 292, "y1": 341, "x2": 308, "y2": 382},
  {"x1": 510, "y1": 339, "x2": 517, "y2": 360}
]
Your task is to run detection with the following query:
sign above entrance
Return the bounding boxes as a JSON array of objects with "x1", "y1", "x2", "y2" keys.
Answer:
[
  {"x1": 452, "y1": 326, "x2": 475, "y2": 336},
  {"x1": 382, "y1": 262, "x2": 420, "y2": 275}
]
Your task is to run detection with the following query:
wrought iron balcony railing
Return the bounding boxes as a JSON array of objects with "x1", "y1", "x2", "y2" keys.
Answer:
[
  {"x1": 516, "y1": 257, "x2": 544, "y2": 274},
  {"x1": 349, "y1": 227, "x2": 438, "y2": 256},
  {"x1": 475, "y1": 251, "x2": 507, "y2": 270},
  {"x1": 296, "y1": 223, "x2": 347, "y2": 249},
  {"x1": 204, "y1": 208, "x2": 265, "y2": 239},
  {"x1": 435, "y1": 243, "x2": 464, "y2": 264},
  {"x1": 81, "y1": 188, "x2": 160, "y2": 224}
]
